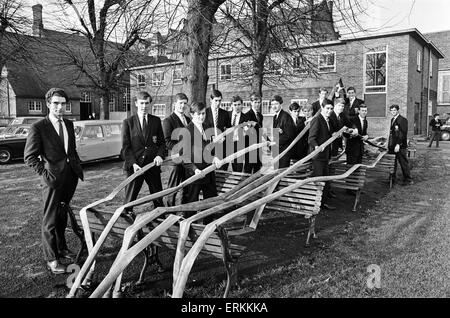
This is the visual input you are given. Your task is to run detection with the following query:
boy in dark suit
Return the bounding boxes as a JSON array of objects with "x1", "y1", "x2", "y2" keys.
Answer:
[
  {"x1": 329, "y1": 98, "x2": 353, "y2": 157},
  {"x1": 308, "y1": 102, "x2": 336, "y2": 210},
  {"x1": 345, "y1": 104, "x2": 369, "y2": 164},
  {"x1": 345, "y1": 87, "x2": 364, "y2": 118},
  {"x1": 311, "y1": 87, "x2": 333, "y2": 116},
  {"x1": 228, "y1": 95, "x2": 249, "y2": 172},
  {"x1": 121, "y1": 91, "x2": 166, "y2": 212},
  {"x1": 271, "y1": 95, "x2": 295, "y2": 169},
  {"x1": 288, "y1": 102, "x2": 306, "y2": 160},
  {"x1": 243, "y1": 92, "x2": 263, "y2": 173},
  {"x1": 388, "y1": 104, "x2": 413, "y2": 185},
  {"x1": 182, "y1": 102, "x2": 222, "y2": 218},
  {"x1": 162, "y1": 93, "x2": 191, "y2": 206},
  {"x1": 24, "y1": 88, "x2": 84, "y2": 274}
]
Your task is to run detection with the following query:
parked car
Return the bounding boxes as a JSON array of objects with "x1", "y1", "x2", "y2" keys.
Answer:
[
  {"x1": 0, "y1": 120, "x2": 124, "y2": 164},
  {"x1": 8, "y1": 116, "x2": 43, "y2": 126},
  {"x1": 74, "y1": 120, "x2": 123, "y2": 162},
  {"x1": 0, "y1": 117, "x2": 13, "y2": 134},
  {"x1": 0, "y1": 136, "x2": 27, "y2": 163},
  {"x1": 0, "y1": 125, "x2": 31, "y2": 139},
  {"x1": 440, "y1": 118, "x2": 450, "y2": 141}
]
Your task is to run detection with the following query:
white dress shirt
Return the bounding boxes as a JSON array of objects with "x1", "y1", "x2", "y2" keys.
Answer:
[
  {"x1": 49, "y1": 114, "x2": 68, "y2": 154},
  {"x1": 137, "y1": 113, "x2": 148, "y2": 131}
]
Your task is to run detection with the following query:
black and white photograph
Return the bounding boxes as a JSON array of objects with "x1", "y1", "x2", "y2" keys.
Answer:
[{"x1": 0, "y1": 0, "x2": 449, "y2": 304}]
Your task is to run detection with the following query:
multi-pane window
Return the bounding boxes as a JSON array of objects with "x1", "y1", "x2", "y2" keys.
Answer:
[
  {"x1": 122, "y1": 87, "x2": 130, "y2": 112},
  {"x1": 80, "y1": 91, "x2": 91, "y2": 102},
  {"x1": 293, "y1": 56, "x2": 309, "y2": 74},
  {"x1": 65, "y1": 102, "x2": 72, "y2": 113},
  {"x1": 137, "y1": 74, "x2": 146, "y2": 87},
  {"x1": 152, "y1": 104, "x2": 166, "y2": 116},
  {"x1": 109, "y1": 92, "x2": 116, "y2": 112},
  {"x1": 152, "y1": 72, "x2": 165, "y2": 86},
  {"x1": 220, "y1": 101, "x2": 232, "y2": 111},
  {"x1": 173, "y1": 68, "x2": 182, "y2": 85},
  {"x1": 261, "y1": 100, "x2": 271, "y2": 115},
  {"x1": 220, "y1": 64, "x2": 232, "y2": 80},
  {"x1": 266, "y1": 56, "x2": 283, "y2": 76},
  {"x1": 438, "y1": 71, "x2": 450, "y2": 104},
  {"x1": 28, "y1": 101, "x2": 42, "y2": 112},
  {"x1": 365, "y1": 50, "x2": 387, "y2": 93},
  {"x1": 318, "y1": 52, "x2": 336, "y2": 73},
  {"x1": 239, "y1": 62, "x2": 252, "y2": 77}
]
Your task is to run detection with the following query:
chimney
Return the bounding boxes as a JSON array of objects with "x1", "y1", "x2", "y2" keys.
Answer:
[{"x1": 32, "y1": 4, "x2": 44, "y2": 37}]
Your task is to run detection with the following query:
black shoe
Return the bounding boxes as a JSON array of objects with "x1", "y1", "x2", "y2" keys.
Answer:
[
  {"x1": 322, "y1": 203, "x2": 336, "y2": 210},
  {"x1": 46, "y1": 260, "x2": 66, "y2": 275},
  {"x1": 59, "y1": 249, "x2": 76, "y2": 260}
]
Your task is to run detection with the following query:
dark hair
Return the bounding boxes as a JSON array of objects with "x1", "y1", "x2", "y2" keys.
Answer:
[
  {"x1": 250, "y1": 92, "x2": 261, "y2": 101},
  {"x1": 210, "y1": 89, "x2": 222, "y2": 99},
  {"x1": 434, "y1": 113, "x2": 440, "y2": 117},
  {"x1": 359, "y1": 103, "x2": 367, "y2": 108},
  {"x1": 189, "y1": 101, "x2": 206, "y2": 114},
  {"x1": 319, "y1": 87, "x2": 328, "y2": 93},
  {"x1": 231, "y1": 95, "x2": 243, "y2": 103},
  {"x1": 174, "y1": 92, "x2": 188, "y2": 102},
  {"x1": 45, "y1": 88, "x2": 69, "y2": 104},
  {"x1": 134, "y1": 91, "x2": 152, "y2": 103},
  {"x1": 271, "y1": 95, "x2": 283, "y2": 104},
  {"x1": 334, "y1": 97, "x2": 345, "y2": 106},
  {"x1": 390, "y1": 104, "x2": 400, "y2": 111},
  {"x1": 347, "y1": 86, "x2": 356, "y2": 93},
  {"x1": 289, "y1": 102, "x2": 300, "y2": 111}
]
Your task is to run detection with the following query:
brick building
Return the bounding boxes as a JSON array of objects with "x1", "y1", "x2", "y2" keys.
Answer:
[
  {"x1": 425, "y1": 30, "x2": 450, "y2": 117},
  {"x1": 130, "y1": 27, "x2": 443, "y2": 138}
]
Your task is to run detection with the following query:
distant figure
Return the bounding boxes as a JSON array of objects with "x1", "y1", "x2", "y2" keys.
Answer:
[
  {"x1": 428, "y1": 113, "x2": 441, "y2": 148},
  {"x1": 89, "y1": 112, "x2": 97, "y2": 120},
  {"x1": 388, "y1": 104, "x2": 413, "y2": 185},
  {"x1": 24, "y1": 88, "x2": 84, "y2": 274}
]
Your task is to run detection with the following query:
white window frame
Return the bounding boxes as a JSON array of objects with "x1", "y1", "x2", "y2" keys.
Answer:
[
  {"x1": 137, "y1": 74, "x2": 146, "y2": 87},
  {"x1": 220, "y1": 63, "x2": 232, "y2": 80},
  {"x1": 152, "y1": 103, "x2": 166, "y2": 117},
  {"x1": 28, "y1": 101, "x2": 42, "y2": 113},
  {"x1": 109, "y1": 92, "x2": 116, "y2": 112},
  {"x1": 220, "y1": 101, "x2": 232, "y2": 111},
  {"x1": 239, "y1": 61, "x2": 252, "y2": 77},
  {"x1": 266, "y1": 55, "x2": 283, "y2": 77},
  {"x1": 364, "y1": 49, "x2": 388, "y2": 94},
  {"x1": 290, "y1": 99, "x2": 308, "y2": 106},
  {"x1": 80, "y1": 91, "x2": 91, "y2": 102},
  {"x1": 261, "y1": 100, "x2": 271, "y2": 115},
  {"x1": 173, "y1": 68, "x2": 182, "y2": 85},
  {"x1": 318, "y1": 52, "x2": 336, "y2": 73},
  {"x1": 65, "y1": 102, "x2": 72, "y2": 113},
  {"x1": 417, "y1": 50, "x2": 422, "y2": 72},
  {"x1": 292, "y1": 56, "x2": 309, "y2": 75},
  {"x1": 122, "y1": 86, "x2": 130, "y2": 111},
  {"x1": 151, "y1": 72, "x2": 164, "y2": 86},
  {"x1": 438, "y1": 70, "x2": 450, "y2": 105}
]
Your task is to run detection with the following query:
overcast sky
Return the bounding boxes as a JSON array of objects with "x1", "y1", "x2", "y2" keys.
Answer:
[{"x1": 355, "y1": 0, "x2": 450, "y2": 34}]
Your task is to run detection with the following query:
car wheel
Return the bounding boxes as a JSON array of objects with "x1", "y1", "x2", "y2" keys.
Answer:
[
  {"x1": 441, "y1": 131, "x2": 450, "y2": 141},
  {"x1": 0, "y1": 148, "x2": 12, "y2": 164}
]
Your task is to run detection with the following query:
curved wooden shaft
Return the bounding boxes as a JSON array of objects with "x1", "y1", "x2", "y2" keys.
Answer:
[
  {"x1": 172, "y1": 133, "x2": 385, "y2": 298},
  {"x1": 90, "y1": 215, "x2": 182, "y2": 298}
]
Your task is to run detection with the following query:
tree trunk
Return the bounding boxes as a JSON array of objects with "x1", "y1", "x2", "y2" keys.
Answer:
[
  {"x1": 183, "y1": 0, "x2": 225, "y2": 104},
  {"x1": 251, "y1": 0, "x2": 269, "y2": 98},
  {"x1": 99, "y1": 90, "x2": 109, "y2": 120}
]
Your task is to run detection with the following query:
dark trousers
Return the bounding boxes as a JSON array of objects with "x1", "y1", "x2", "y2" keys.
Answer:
[
  {"x1": 312, "y1": 159, "x2": 331, "y2": 201},
  {"x1": 274, "y1": 145, "x2": 291, "y2": 169},
  {"x1": 393, "y1": 148, "x2": 412, "y2": 182},
  {"x1": 41, "y1": 165, "x2": 78, "y2": 261},
  {"x1": 124, "y1": 167, "x2": 163, "y2": 212},
  {"x1": 184, "y1": 182, "x2": 218, "y2": 222},
  {"x1": 428, "y1": 131, "x2": 440, "y2": 147},
  {"x1": 166, "y1": 164, "x2": 188, "y2": 206}
]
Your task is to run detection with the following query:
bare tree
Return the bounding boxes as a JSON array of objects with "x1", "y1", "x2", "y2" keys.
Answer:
[{"x1": 51, "y1": 0, "x2": 177, "y2": 119}]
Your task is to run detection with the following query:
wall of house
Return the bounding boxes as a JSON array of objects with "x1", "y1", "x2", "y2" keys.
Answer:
[{"x1": 130, "y1": 33, "x2": 440, "y2": 139}]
